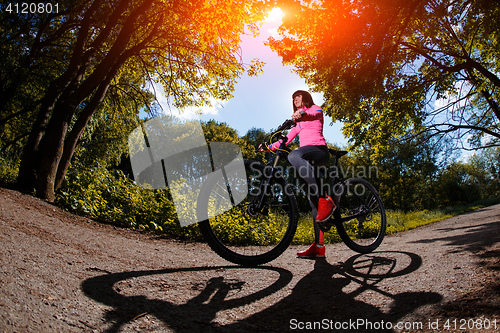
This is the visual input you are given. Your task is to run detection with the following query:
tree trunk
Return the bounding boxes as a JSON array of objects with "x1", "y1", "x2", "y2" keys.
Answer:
[
  {"x1": 27, "y1": 0, "x2": 155, "y2": 200},
  {"x1": 54, "y1": 75, "x2": 116, "y2": 190},
  {"x1": 35, "y1": 98, "x2": 78, "y2": 201},
  {"x1": 16, "y1": 0, "x2": 110, "y2": 193},
  {"x1": 17, "y1": 79, "x2": 67, "y2": 192}
]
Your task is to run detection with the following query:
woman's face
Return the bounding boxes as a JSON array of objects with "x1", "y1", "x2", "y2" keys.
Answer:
[{"x1": 293, "y1": 94, "x2": 303, "y2": 109}]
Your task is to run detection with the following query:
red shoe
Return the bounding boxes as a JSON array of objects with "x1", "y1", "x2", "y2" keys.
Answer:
[
  {"x1": 297, "y1": 242, "x2": 325, "y2": 258},
  {"x1": 316, "y1": 196, "x2": 336, "y2": 222}
]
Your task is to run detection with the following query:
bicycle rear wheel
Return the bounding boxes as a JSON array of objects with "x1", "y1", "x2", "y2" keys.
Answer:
[
  {"x1": 198, "y1": 160, "x2": 298, "y2": 266},
  {"x1": 334, "y1": 178, "x2": 386, "y2": 253}
]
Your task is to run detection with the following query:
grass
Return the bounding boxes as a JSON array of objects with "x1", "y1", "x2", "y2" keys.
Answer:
[
  {"x1": 385, "y1": 210, "x2": 453, "y2": 235},
  {"x1": 442, "y1": 196, "x2": 500, "y2": 215},
  {"x1": 385, "y1": 197, "x2": 500, "y2": 236},
  {"x1": 292, "y1": 197, "x2": 500, "y2": 245}
]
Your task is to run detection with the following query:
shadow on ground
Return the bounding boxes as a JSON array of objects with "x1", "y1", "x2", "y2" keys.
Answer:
[
  {"x1": 82, "y1": 251, "x2": 442, "y2": 332},
  {"x1": 437, "y1": 244, "x2": 500, "y2": 319},
  {"x1": 411, "y1": 217, "x2": 500, "y2": 319},
  {"x1": 411, "y1": 219, "x2": 499, "y2": 254}
]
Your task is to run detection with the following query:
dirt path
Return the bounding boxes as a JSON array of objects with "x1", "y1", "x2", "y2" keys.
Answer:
[{"x1": 0, "y1": 187, "x2": 499, "y2": 332}]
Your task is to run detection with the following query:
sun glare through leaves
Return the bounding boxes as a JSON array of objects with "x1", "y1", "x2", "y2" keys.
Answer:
[{"x1": 264, "y1": 7, "x2": 284, "y2": 37}]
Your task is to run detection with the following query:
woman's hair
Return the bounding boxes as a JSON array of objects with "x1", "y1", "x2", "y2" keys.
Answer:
[{"x1": 292, "y1": 90, "x2": 315, "y2": 111}]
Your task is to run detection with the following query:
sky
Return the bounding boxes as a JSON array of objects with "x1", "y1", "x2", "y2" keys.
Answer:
[{"x1": 155, "y1": 8, "x2": 349, "y2": 148}]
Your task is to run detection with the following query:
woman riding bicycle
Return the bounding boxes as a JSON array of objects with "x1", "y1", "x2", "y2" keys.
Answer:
[{"x1": 260, "y1": 90, "x2": 335, "y2": 258}]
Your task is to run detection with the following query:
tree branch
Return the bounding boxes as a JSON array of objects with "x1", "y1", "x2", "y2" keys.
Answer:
[{"x1": 400, "y1": 41, "x2": 469, "y2": 73}]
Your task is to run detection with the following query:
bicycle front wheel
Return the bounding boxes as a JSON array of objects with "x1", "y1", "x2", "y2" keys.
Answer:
[
  {"x1": 334, "y1": 178, "x2": 386, "y2": 253},
  {"x1": 198, "y1": 160, "x2": 298, "y2": 266}
]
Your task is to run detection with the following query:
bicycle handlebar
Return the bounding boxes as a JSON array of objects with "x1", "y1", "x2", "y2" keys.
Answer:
[
  {"x1": 275, "y1": 119, "x2": 296, "y2": 132},
  {"x1": 256, "y1": 119, "x2": 296, "y2": 153}
]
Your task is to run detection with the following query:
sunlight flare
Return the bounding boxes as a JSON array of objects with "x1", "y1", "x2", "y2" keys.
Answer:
[{"x1": 265, "y1": 7, "x2": 284, "y2": 23}]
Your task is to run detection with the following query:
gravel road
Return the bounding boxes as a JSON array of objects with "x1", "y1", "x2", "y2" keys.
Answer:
[{"x1": 0, "y1": 187, "x2": 498, "y2": 332}]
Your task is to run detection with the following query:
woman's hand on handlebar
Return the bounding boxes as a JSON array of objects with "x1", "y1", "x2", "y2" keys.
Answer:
[
  {"x1": 257, "y1": 143, "x2": 269, "y2": 152},
  {"x1": 291, "y1": 110, "x2": 306, "y2": 122},
  {"x1": 291, "y1": 110, "x2": 302, "y2": 121},
  {"x1": 258, "y1": 118, "x2": 296, "y2": 152}
]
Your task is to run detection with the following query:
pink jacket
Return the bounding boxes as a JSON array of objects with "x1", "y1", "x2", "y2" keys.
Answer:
[{"x1": 271, "y1": 104, "x2": 327, "y2": 150}]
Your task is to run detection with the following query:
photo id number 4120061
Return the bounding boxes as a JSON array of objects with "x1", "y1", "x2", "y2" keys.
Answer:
[{"x1": 4, "y1": 3, "x2": 59, "y2": 14}]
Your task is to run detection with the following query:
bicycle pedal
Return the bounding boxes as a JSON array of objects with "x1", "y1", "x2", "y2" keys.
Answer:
[{"x1": 317, "y1": 221, "x2": 333, "y2": 232}]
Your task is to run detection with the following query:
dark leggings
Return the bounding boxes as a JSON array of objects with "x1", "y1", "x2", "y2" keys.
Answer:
[{"x1": 288, "y1": 145, "x2": 330, "y2": 243}]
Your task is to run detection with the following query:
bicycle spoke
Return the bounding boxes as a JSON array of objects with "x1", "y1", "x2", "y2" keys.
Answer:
[
  {"x1": 335, "y1": 178, "x2": 386, "y2": 253},
  {"x1": 198, "y1": 160, "x2": 298, "y2": 265}
]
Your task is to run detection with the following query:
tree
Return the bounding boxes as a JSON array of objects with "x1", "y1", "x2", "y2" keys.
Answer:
[
  {"x1": 466, "y1": 146, "x2": 500, "y2": 198},
  {"x1": 347, "y1": 138, "x2": 440, "y2": 211},
  {"x1": 202, "y1": 120, "x2": 260, "y2": 160},
  {"x1": 1, "y1": 0, "x2": 269, "y2": 201},
  {"x1": 269, "y1": 0, "x2": 500, "y2": 154},
  {"x1": 432, "y1": 161, "x2": 482, "y2": 207},
  {"x1": 243, "y1": 127, "x2": 268, "y2": 149},
  {"x1": 67, "y1": 68, "x2": 156, "y2": 176}
]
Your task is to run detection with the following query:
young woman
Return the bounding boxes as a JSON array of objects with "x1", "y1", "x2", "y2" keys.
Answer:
[{"x1": 260, "y1": 90, "x2": 335, "y2": 258}]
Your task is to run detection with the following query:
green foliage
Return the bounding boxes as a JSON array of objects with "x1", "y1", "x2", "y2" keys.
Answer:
[
  {"x1": 208, "y1": 210, "x2": 287, "y2": 246},
  {"x1": 385, "y1": 210, "x2": 452, "y2": 235},
  {"x1": 432, "y1": 162, "x2": 482, "y2": 207},
  {"x1": 419, "y1": 147, "x2": 500, "y2": 209},
  {"x1": 385, "y1": 196, "x2": 500, "y2": 235},
  {"x1": 0, "y1": 153, "x2": 18, "y2": 184},
  {"x1": 349, "y1": 138, "x2": 440, "y2": 211},
  {"x1": 56, "y1": 164, "x2": 202, "y2": 240},
  {"x1": 242, "y1": 127, "x2": 269, "y2": 163},
  {"x1": 293, "y1": 213, "x2": 342, "y2": 244},
  {"x1": 346, "y1": 140, "x2": 500, "y2": 211},
  {"x1": 270, "y1": 0, "x2": 500, "y2": 152},
  {"x1": 202, "y1": 120, "x2": 259, "y2": 160},
  {"x1": 73, "y1": 66, "x2": 155, "y2": 168},
  {"x1": 1, "y1": 0, "x2": 272, "y2": 200},
  {"x1": 293, "y1": 197, "x2": 500, "y2": 246},
  {"x1": 467, "y1": 146, "x2": 500, "y2": 198},
  {"x1": 2, "y1": 113, "x2": 497, "y2": 245}
]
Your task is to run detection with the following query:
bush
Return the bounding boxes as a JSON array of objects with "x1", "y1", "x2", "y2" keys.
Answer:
[
  {"x1": 56, "y1": 164, "x2": 202, "y2": 240},
  {"x1": 0, "y1": 154, "x2": 19, "y2": 184},
  {"x1": 293, "y1": 213, "x2": 342, "y2": 245},
  {"x1": 49, "y1": 163, "x2": 500, "y2": 247}
]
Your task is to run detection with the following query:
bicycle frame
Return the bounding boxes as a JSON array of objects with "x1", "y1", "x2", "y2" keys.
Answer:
[
  {"x1": 255, "y1": 120, "x2": 371, "y2": 232},
  {"x1": 252, "y1": 127, "x2": 291, "y2": 214}
]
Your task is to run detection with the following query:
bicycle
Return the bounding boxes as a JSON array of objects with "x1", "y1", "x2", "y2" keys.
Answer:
[{"x1": 197, "y1": 119, "x2": 386, "y2": 266}]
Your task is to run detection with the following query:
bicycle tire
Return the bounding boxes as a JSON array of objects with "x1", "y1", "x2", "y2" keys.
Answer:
[
  {"x1": 198, "y1": 160, "x2": 298, "y2": 266},
  {"x1": 334, "y1": 178, "x2": 386, "y2": 253}
]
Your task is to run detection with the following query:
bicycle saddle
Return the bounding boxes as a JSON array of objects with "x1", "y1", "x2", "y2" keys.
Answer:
[{"x1": 328, "y1": 149, "x2": 348, "y2": 157}]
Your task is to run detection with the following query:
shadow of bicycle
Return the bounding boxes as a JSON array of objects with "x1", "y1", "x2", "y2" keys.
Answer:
[{"x1": 81, "y1": 251, "x2": 441, "y2": 332}]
